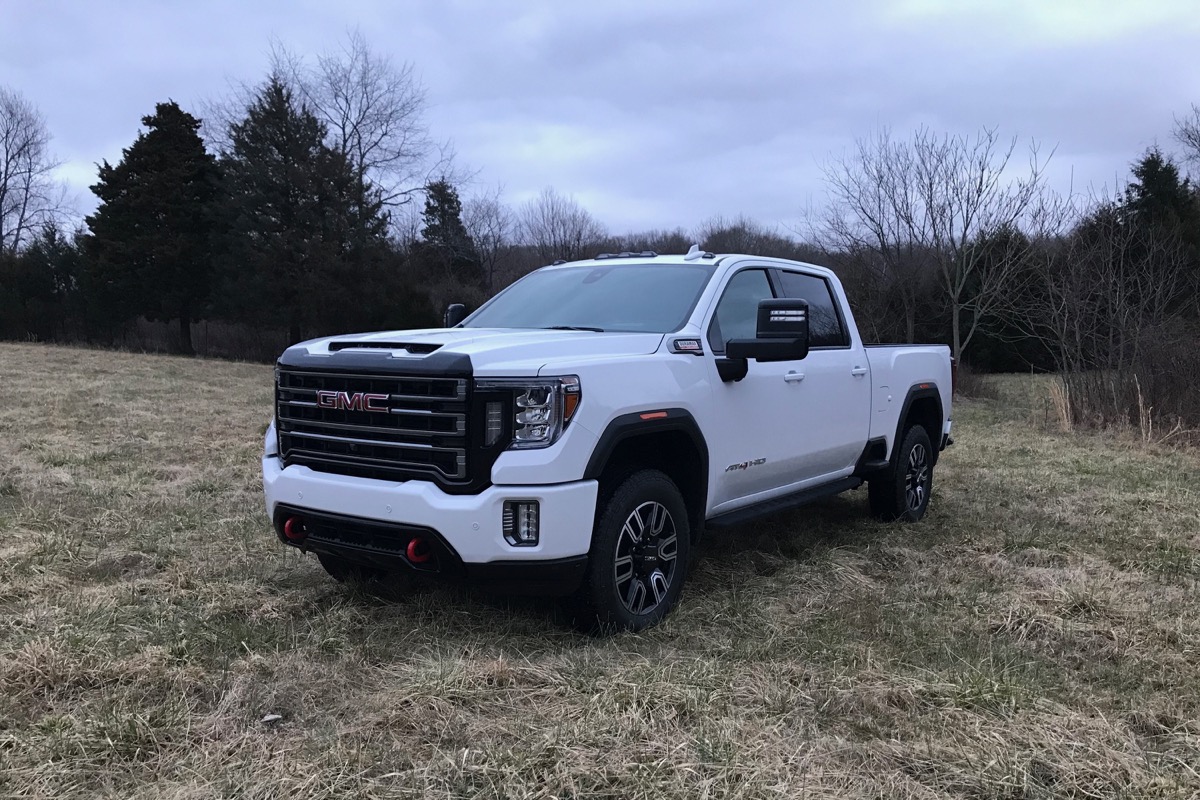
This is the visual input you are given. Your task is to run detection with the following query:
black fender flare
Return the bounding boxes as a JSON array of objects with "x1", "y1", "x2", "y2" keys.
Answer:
[
  {"x1": 584, "y1": 408, "x2": 709, "y2": 480},
  {"x1": 892, "y1": 384, "x2": 944, "y2": 467},
  {"x1": 583, "y1": 408, "x2": 709, "y2": 535}
]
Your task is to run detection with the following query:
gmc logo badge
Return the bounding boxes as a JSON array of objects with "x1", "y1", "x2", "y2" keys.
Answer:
[{"x1": 316, "y1": 390, "x2": 390, "y2": 412}]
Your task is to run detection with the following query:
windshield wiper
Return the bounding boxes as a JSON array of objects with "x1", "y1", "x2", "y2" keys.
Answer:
[{"x1": 543, "y1": 325, "x2": 605, "y2": 332}]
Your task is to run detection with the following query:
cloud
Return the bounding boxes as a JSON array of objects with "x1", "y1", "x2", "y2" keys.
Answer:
[{"x1": 3, "y1": 0, "x2": 1198, "y2": 236}]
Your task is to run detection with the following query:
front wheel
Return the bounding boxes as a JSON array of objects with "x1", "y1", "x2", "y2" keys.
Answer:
[
  {"x1": 868, "y1": 425, "x2": 934, "y2": 522},
  {"x1": 575, "y1": 469, "x2": 691, "y2": 633}
]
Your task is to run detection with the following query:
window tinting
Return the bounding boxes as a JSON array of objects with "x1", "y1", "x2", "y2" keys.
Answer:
[
  {"x1": 777, "y1": 271, "x2": 848, "y2": 347},
  {"x1": 708, "y1": 269, "x2": 774, "y2": 352}
]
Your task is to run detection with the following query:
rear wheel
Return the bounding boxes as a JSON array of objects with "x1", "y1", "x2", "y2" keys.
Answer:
[
  {"x1": 575, "y1": 469, "x2": 691, "y2": 633},
  {"x1": 868, "y1": 425, "x2": 934, "y2": 522}
]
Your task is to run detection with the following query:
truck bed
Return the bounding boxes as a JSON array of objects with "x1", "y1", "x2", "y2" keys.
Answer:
[{"x1": 862, "y1": 343, "x2": 953, "y2": 454}]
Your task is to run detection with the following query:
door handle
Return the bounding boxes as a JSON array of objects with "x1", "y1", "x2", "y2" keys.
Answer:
[
  {"x1": 851, "y1": 366, "x2": 868, "y2": 377},
  {"x1": 784, "y1": 371, "x2": 805, "y2": 383}
]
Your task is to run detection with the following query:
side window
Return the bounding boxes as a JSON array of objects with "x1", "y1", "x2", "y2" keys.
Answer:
[
  {"x1": 777, "y1": 271, "x2": 848, "y2": 348},
  {"x1": 707, "y1": 269, "x2": 774, "y2": 353}
]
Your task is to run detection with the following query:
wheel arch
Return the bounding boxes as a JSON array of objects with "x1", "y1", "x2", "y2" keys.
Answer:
[
  {"x1": 583, "y1": 409, "x2": 709, "y2": 540},
  {"x1": 893, "y1": 385, "x2": 944, "y2": 467}
]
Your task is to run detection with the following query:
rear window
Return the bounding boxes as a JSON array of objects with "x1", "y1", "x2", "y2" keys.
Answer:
[{"x1": 777, "y1": 271, "x2": 848, "y2": 347}]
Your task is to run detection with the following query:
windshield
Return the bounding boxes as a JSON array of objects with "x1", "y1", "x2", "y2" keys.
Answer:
[{"x1": 463, "y1": 263, "x2": 713, "y2": 333}]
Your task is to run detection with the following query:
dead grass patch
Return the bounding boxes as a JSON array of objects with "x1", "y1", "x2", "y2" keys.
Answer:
[{"x1": 1, "y1": 343, "x2": 1199, "y2": 798}]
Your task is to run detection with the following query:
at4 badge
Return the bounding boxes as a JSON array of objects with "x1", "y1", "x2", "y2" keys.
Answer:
[{"x1": 725, "y1": 458, "x2": 767, "y2": 472}]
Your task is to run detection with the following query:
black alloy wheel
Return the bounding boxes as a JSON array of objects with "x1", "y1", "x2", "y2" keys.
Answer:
[
  {"x1": 576, "y1": 469, "x2": 692, "y2": 632},
  {"x1": 868, "y1": 425, "x2": 935, "y2": 522},
  {"x1": 904, "y1": 439, "x2": 931, "y2": 514},
  {"x1": 613, "y1": 500, "x2": 680, "y2": 615}
]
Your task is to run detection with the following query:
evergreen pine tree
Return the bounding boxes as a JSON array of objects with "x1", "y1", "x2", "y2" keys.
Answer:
[
  {"x1": 84, "y1": 102, "x2": 216, "y2": 353},
  {"x1": 1122, "y1": 148, "x2": 1200, "y2": 316},
  {"x1": 1124, "y1": 148, "x2": 1197, "y2": 231},
  {"x1": 218, "y1": 78, "x2": 402, "y2": 343},
  {"x1": 415, "y1": 179, "x2": 483, "y2": 288}
]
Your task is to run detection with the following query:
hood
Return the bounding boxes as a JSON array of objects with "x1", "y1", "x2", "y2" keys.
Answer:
[{"x1": 280, "y1": 328, "x2": 666, "y2": 376}]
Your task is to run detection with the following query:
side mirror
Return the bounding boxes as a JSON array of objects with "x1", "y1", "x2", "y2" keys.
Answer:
[
  {"x1": 718, "y1": 299, "x2": 809, "y2": 382},
  {"x1": 443, "y1": 303, "x2": 467, "y2": 328},
  {"x1": 726, "y1": 299, "x2": 809, "y2": 362}
]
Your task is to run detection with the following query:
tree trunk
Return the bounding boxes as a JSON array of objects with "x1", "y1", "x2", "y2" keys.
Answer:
[
  {"x1": 951, "y1": 303, "x2": 962, "y2": 363},
  {"x1": 178, "y1": 308, "x2": 194, "y2": 356}
]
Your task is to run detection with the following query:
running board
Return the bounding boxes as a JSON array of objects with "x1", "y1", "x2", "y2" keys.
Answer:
[{"x1": 705, "y1": 477, "x2": 863, "y2": 529}]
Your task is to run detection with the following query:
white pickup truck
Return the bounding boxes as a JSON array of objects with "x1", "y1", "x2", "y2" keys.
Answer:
[{"x1": 263, "y1": 249, "x2": 953, "y2": 631}]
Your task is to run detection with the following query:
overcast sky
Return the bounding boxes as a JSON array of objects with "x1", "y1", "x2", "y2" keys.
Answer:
[{"x1": 3, "y1": 0, "x2": 1199, "y2": 236}]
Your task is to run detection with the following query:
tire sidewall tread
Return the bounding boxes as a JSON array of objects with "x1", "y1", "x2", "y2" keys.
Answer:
[{"x1": 869, "y1": 425, "x2": 934, "y2": 523}]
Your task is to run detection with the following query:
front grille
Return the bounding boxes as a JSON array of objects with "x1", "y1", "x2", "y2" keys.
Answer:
[{"x1": 276, "y1": 368, "x2": 469, "y2": 483}]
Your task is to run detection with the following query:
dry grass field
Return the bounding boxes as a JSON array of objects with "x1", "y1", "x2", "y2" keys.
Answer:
[{"x1": 1, "y1": 342, "x2": 1199, "y2": 799}]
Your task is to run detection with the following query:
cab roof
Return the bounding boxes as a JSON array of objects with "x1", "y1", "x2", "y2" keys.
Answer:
[{"x1": 544, "y1": 250, "x2": 836, "y2": 278}]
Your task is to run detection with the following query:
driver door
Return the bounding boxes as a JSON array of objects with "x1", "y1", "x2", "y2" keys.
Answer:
[{"x1": 704, "y1": 268, "x2": 810, "y2": 510}]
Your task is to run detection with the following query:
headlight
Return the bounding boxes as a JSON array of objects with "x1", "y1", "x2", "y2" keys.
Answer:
[{"x1": 476, "y1": 376, "x2": 581, "y2": 450}]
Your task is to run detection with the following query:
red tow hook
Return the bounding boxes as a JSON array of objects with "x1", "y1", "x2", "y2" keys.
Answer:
[
  {"x1": 282, "y1": 516, "x2": 307, "y2": 542},
  {"x1": 406, "y1": 536, "x2": 432, "y2": 564}
]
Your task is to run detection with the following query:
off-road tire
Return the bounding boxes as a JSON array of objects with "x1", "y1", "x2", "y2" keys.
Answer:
[
  {"x1": 575, "y1": 469, "x2": 691, "y2": 633},
  {"x1": 868, "y1": 425, "x2": 934, "y2": 522}
]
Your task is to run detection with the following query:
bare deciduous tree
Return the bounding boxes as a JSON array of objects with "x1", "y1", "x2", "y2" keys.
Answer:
[
  {"x1": 1020, "y1": 195, "x2": 1196, "y2": 430},
  {"x1": 819, "y1": 126, "x2": 1051, "y2": 360},
  {"x1": 518, "y1": 187, "x2": 607, "y2": 263},
  {"x1": 463, "y1": 186, "x2": 515, "y2": 292},
  {"x1": 817, "y1": 130, "x2": 933, "y2": 343},
  {"x1": 0, "y1": 86, "x2": 62, "y2": 255},
  {"x1": 915, "y1": 127, "x2": 1051, "y2": 362},
  {"x1": 610, "y1": 228, "x2": 692, "y2": 255},
  {"x1": 301, "y1": 31, "x2": 439, "y2": 207},
  {"x1": 1175, "y1": 103, "x2": 1200, "y2": 166},
  {"x1": 696, "y1": 214, "x2": 772, "y2": 254},
  {"x1": 204, "y1": 32, "x2": 444, "y2": 211}
]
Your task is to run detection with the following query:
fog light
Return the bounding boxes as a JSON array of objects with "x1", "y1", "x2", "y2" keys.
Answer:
[{"x1": 503, "y1": 501, "x2": 539, "y2": 546}]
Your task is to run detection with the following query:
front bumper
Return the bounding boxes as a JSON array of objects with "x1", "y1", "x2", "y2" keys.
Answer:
[
  {"x1": 270, "y1": 503, "x2": 589, "y2": 594},
  {"x1": 262, "y1": 454, "x2": 599, "y2": 566}
]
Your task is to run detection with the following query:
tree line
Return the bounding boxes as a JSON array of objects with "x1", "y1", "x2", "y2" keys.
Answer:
[
  {"x1": 0, "y1": 33, "x2": 821, "y2": 360},
  {"x1": 822, "y1": 130, "x2": 1200, "y2": 434},
  {"x1": 1, "y1": 33, "x2": 1198, "y2": 433}
]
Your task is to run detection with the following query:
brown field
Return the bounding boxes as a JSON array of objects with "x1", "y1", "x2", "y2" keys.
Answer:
[{"x1": 1, "y1": 342, "x2": 1198, "y2": 799}]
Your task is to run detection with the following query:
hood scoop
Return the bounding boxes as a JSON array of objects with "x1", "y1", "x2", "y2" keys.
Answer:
[{"x1": 327, "y1": 341, "x2": 443, "y2": 355}]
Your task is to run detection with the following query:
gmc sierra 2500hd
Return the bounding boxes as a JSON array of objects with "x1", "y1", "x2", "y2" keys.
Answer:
[{"x1": 263, "y1": 248, "x2": 953, "y2": 630}]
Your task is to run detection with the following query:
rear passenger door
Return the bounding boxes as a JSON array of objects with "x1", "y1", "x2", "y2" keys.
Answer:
[{"x1": 774, "y1": 269, "x2": 872, "y2": 479}]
